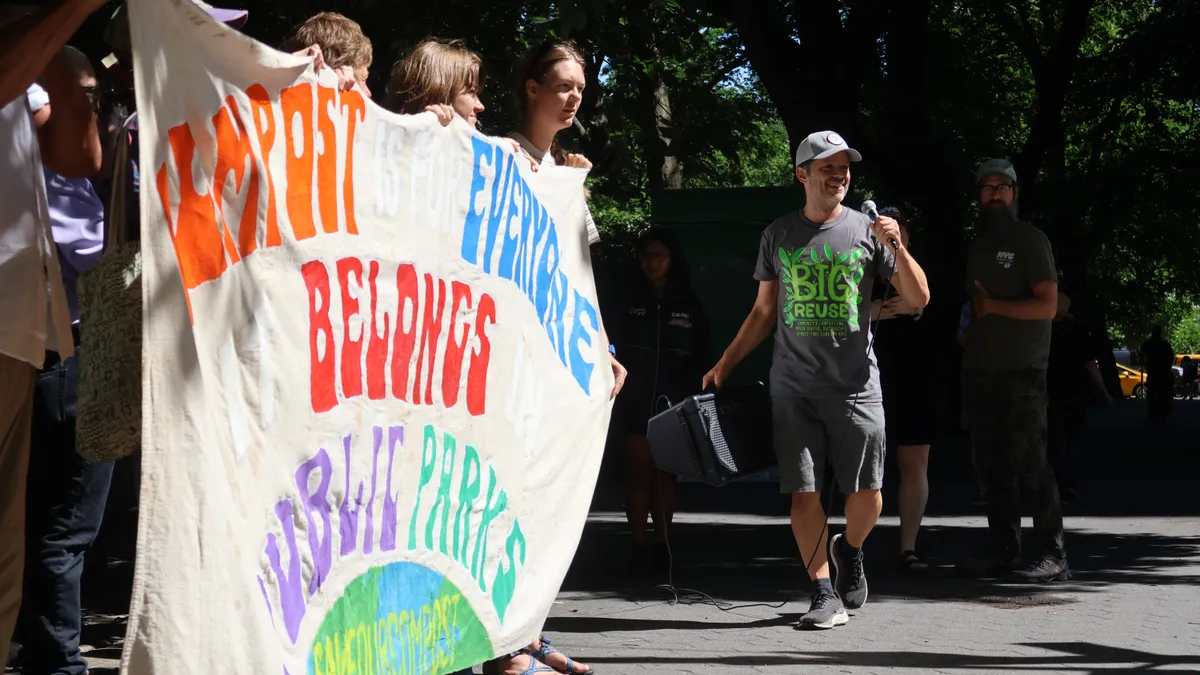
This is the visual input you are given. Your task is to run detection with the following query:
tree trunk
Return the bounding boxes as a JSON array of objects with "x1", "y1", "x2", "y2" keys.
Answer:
[{"x1": 654, "y1": 77, "x2": 682, "y2": 190}]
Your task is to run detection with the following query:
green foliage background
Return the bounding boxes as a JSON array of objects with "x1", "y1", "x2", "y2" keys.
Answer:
[{"x1": 71, "y1": 0, "x2": 1200, "y2": 351}]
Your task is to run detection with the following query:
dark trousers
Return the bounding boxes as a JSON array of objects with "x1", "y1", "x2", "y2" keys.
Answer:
[
  {"x1": 1047, "y1": 399, "x2": 1085, "y2": 492},
  {"x1": 1146, "y1": 372, "x2": 1173, "y2": 419},
  {"x1": 17, "y1": 348, "x2": 114, "y2": 675},
  {"x1": 963, "y1": 367, "x2": 1065, "y2": 560}
]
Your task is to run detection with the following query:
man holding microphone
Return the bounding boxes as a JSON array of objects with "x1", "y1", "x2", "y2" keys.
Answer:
[{"x1": 703, "y1": 131, "x2": 930, "y2": 629}]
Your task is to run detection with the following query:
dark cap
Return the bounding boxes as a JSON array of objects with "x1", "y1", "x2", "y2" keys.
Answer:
[{"x1": 976, "y1": 158, "x2": 1017, "y2": 184}]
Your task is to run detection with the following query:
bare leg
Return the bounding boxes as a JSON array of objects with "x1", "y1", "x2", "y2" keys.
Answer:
[
  {"x1": 791, "y1": 492, "x2": 830, "y2": 580},
  {"x1": 897, "y1": 444, "x2": 931, "y2": 553},
  {"x1": 624, "y1": 434, "x2": 655, "y2": 544},
  {"x1": 844, "y1": 488, "x2": 882, "y2": 548}
]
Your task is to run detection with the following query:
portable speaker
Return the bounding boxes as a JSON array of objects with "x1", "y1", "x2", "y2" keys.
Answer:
[{"x1": 647, "y1": 382, "x2": 775, "y2": 487}]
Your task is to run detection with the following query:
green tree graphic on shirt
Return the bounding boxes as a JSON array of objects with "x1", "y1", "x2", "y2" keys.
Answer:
[{"x1": 778, "y1": 245, "x2": 867, "y2": 338}]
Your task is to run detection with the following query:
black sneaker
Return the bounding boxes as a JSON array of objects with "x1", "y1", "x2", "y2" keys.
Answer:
[
  {"x1": 796, "y1": 590, "x2": 848, "y2": 630},
  {"x1": 829, "y1": 533, "x2": 868, "y2": 609},
  {"x1": 1011, "y1": 555, "x2": 1071, "y2": 583}
]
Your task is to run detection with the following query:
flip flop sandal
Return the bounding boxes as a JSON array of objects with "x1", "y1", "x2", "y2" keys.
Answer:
[
  {"x1": 525, "y1": 636, "x2": 595, "y2": 674},
  {"x1": 899, "y1": 550, "x2": 929, "y2": 573},
  {"x1": 483, "y1": 653, "x2": 558, "y2": 675}
]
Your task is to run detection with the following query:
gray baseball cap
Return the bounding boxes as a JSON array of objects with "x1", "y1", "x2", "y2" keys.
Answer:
[
  {"x1": 976, "y1": 158, "x2": 1017, "y2": 184},
  {"x1": 794, "y1": 130, "x2": 862, "y2": 167}
]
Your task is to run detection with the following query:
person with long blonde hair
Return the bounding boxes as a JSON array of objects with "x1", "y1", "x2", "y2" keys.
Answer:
[{"x1": 387, "y1": 36, "x2": 603, "y2": 675}]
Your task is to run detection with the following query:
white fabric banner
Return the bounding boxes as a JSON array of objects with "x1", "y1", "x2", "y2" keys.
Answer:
[{"x1": 124, "y1": 1, "x2": 612, "y2": 673}]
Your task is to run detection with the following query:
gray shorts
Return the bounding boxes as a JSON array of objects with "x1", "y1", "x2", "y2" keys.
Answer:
[{"x1": 772, "y1": 396, "x2": 886, "y2": 494}]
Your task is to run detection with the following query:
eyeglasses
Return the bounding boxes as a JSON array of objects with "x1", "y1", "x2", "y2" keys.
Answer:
[
  {"x1": 81, "y1": 85, "x2": 101, "y2": 114},
  {"x1": 980, "y1": 184, "x2": 1014, "y2": 194}
]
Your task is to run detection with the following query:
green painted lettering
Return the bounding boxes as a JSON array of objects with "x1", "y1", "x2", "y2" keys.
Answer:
[
  {"x1": 453, "y1": 445, "x2": 481, "y2": 565},
  {"x1": 470, "y1": 466, "x2": 508, "y2": 591},
  {"x1": 491, "y1": 520, "x2": 526, "y2": 622},
  {"x1": 408, "y1": 426, "x2": 438, "y2": 550},
  {"x1": 425, "y1": 432, "x2": 457, "y2": 554}
]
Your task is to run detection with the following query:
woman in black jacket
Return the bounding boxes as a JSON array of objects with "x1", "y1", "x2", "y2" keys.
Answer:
[{"x1": 614, "y1": 228, "x2": 709, "y2": 575}]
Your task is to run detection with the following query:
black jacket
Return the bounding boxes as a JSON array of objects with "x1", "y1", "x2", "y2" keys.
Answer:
[{"x1": 613, "y1": 284, "x2": 710, "y2": 421}]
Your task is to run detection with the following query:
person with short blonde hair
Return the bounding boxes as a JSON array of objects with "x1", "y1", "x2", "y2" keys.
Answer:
[{"x1": 281, "y1": 12, "x2": 373, "y2": 95}]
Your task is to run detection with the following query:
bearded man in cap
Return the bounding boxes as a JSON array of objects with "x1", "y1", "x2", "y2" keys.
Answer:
[
  {"x1": 961, "y1": 158, "x2": 1070, "y2": 582},
  {"x1": 703, "y1": 131, "x2": 930, "y2": 629}
]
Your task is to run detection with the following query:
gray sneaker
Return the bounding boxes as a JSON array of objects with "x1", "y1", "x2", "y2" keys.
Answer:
[
  {"x1": 796, "y1": 590, "x2": 849, "y2": 630},
  {"x1": 829, "y1": 533, "x2": 868, "y2": 609},
  {"x1": 1011, "y1": 555, "x2": 1071, "y2": 583}
]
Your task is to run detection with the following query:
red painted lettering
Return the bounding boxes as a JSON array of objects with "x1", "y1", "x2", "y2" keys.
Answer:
[
  {"x1": 414, "y1": 275, "x2": 447, "y2": 406},
  {"x1": 467, "y1": 294, "x2": 496, "y2": 416},
  {"x1": 391, "y1": 264, "x2": 420, "y2": 402},
  {"x1": 303, "y1": 260, "x2": 337, "y2": 413},
  {"x1": 442, "y1": 281, "x2": 472, "y2": 409},
  {"x1": 365, "y1": 261, "x2": 389, "y2": 401},
  {"x1": 337, "y1": 257, "x2": 365, "y2": 399}
]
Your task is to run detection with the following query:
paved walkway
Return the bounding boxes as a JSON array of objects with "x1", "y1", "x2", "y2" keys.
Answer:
[
  {"x1": 541, "y1": 400, "x2": 1200, "y2": 674},
  {"x1": 33, "y1": 401, "x2": 1200, "y2": 674}
]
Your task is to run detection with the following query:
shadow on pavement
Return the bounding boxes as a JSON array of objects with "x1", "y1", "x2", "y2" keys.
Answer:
[
  {"x1": 67, "y1": 398, "x2": 1200, "y2": 666},
  {"x1": 574, "y1": 641, "x2": 1200, "y2": 673}
]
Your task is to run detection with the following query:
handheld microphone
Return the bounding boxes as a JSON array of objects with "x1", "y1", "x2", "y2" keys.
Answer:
[{"x1": 861, "y1": 199, "x2": 899, "y2": 251}]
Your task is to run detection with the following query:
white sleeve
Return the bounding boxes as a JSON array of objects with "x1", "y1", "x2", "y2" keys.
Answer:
[
  {"x1": 585, "y1": 205, "x2": 600, "y2": 246},
  {"x1": 26, "y1": 83, "x2": 49, "y2": 113}
]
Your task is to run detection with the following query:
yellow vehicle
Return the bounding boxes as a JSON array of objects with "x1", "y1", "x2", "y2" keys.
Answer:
[{"x1": 1115, "y1": 363, "x2": 1147, "y2": 399}]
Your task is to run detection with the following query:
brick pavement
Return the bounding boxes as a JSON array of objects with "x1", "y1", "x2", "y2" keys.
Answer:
[{"x1": 26, "y1": 400, "x2": 1200, "y2": 674}]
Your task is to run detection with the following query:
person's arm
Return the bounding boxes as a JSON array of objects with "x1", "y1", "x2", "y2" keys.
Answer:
[
  {"x1": 975, "y1": 279, "x2": 1058, "y2": 320},
  {"x1": 888, "y1": 246, "x2": 931, "y2": 309},
  {"x1": 0, "y1": 0, "x2": 111, "y2": 107},
  {"x1": 869, "y1": 215, "x2": 930, "y2": 309},
  {"x1": 702, "y1": 279, "x2": 777, "y2": 389},
  {"x1": 35, "y1": 49, "x2": 102, "y2": 178},
  {"x1": 974, "y1": 229, "x2": 1058, "y2": 321}
]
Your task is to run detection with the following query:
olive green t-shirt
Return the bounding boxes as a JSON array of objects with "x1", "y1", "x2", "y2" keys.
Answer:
[{"x1": 962, "y1": 219, "x2": 1057, "y2": 371}]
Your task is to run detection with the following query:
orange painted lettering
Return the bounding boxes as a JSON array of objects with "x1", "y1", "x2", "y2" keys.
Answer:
[
  {"x1": 246, "y1": 84, "x2": 281, "y2": 248},
  {"x1": 212, "y1": 96, "x2": 261, "y2": 258},
  {"x1": 164, "y1": 124, "x2": 226, "y2": 289},
  {"x1": 281, "y1": 83, "x2": 317, "y2": 241}
]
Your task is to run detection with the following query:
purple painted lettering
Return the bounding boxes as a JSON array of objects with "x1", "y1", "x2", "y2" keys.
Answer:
[
  {"x1": 264, "y1": 499, "x2": 306, "y2": 643},
  {"x1": 379, "y1": 426, "x2": 403, "y2": 552},
  {"x1": 296, "y1": 449, "x2": 333, "y2": 596},
  {"x1": 338, "y1": 433, "x2": 364, "y2": 557}
]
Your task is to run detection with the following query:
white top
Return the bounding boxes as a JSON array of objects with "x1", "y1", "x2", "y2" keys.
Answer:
[
  {"x1": 0, "y1": 84, "x2": 74, "y2": 367},
  {"x1": 509, "y1": 132, "x2": 601, "y2": 246}
]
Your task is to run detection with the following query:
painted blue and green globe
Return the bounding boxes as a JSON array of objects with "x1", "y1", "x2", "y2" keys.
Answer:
[{"x1": 307, "y1": 561, "x2": 492, "y2": 675}]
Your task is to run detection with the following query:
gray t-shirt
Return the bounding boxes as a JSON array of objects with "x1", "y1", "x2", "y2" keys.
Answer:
[
  {"x1": 962, "y1": 219, "x2": 1057, "y2": 371},
  {"x1": 754, "y1": 207, "x2": 895, "y2": 399}
]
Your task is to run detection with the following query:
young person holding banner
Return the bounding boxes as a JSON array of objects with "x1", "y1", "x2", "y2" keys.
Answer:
[{"x1": 385, "y1": 35, "x2": 606, "y2": 675}]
